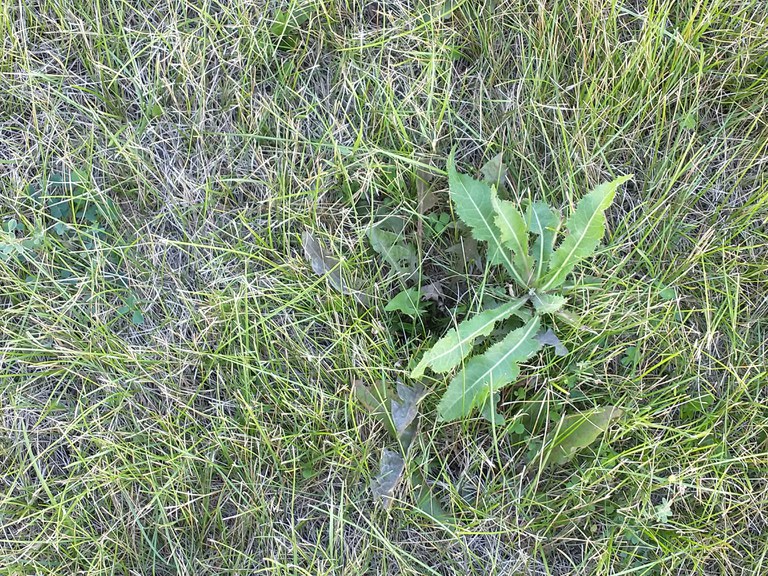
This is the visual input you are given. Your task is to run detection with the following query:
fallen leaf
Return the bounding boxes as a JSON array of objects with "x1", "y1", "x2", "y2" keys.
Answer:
[
  {"x1": 480, "y1": 152, "x2": 507, "y2": 192},
  {"x1": 303, "y1": 231, "x2": 368, "y2": 305},
  {"x1": 420, "y1": 281, "x2": 444, "y2": 302},
  {"x1": 352, "y1": 380, "x2": 395, "y2": 438},
  {"x1": 391, "y1": 381, "x2": 427, "y2": 436},
  {"x1": 416, "y1": 167, "x2": 438, "y2": 214},
  {"x1": 371, "y1": 449, "x2": 405, "y2": 508},
  {"x1": 537, "y1": 328, "x2": 568, "y2": 356},
  {"x1": 303, "y1": 231, "x2": 344, "y2": 291}
]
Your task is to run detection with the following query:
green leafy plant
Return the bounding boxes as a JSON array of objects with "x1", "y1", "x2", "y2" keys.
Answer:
[
  {"x1": 117, "y1": 293, "x2": 145, "y2": 326},
  {"x1": 411, "y1": 152, "x2": 631, "y2": 459}
]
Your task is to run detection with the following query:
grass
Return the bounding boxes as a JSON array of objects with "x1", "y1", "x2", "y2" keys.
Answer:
[{"x1": 1, "y1": 0, "x2": 767, "y2": 574}]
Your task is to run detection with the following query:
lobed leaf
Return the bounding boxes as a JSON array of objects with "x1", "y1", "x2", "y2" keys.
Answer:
[
  {"x1": 447, "y1": 154, "x2": 526, "y2": 286},
  {"x1": 540, "y1": 175, "x2": 632, "y2": 291},
  {"x1": 437, "y1": 316, "x2": 542, "y2": 421},
  {"x1": 491, "y1": 188, "x2": 531, "y2": 282},
  {"x1": 531, "y1": 292, "x2": 566, "y2": 314},
  {"x1": 410, "y1": 298, "x2": 527, "y2": 379},
  {"x1": 526, "y1": 201, "x2": 560, "y2": 281}
]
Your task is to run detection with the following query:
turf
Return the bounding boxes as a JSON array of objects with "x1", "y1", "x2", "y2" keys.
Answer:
[{"x1": 1, "y1": 0, "x2": 767, "y2": 574}]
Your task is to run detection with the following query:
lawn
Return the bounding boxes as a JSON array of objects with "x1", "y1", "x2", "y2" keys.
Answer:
[{"x1": 1, "y1": 1, "x2": 767, "y2": 574}]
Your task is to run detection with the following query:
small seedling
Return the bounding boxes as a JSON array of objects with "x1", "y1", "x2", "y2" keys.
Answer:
[
  {"x1": 117, "y1": 294, "x2": 145, "y2": 325},
  {"x1": 385, "y1": 287, "x2": 427, "y2": 318}
]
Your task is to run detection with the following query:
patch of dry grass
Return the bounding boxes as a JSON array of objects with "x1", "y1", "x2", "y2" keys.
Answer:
[{"x1": 1, "y1": 0, "x2": 767, "y2": 574}]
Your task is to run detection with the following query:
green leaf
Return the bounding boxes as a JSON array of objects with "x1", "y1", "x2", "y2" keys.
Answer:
[
  {"x1": 541, "y1": 406, "x2": 623, "y2": 466},
  {"x1": 480, "y1": 152, "x2": 506, "y2": 192},
  {"x1": 531, "y1": 292, "x2": 566, "y2": 314},
  {"x1": 519, "y1": 394, "x2": 552, "y2": 433},
  {"x1": 490, "y1": 188, "x2": 531, "y2": 281},
  {"x1": 654, "y1": 499, "x2": 673, "y2": 523},
  {"x1": 367, "y1": 226, "x2": 418, "y2": 278},
  {"x1": 480, "y1": 391, "x2": 505, "y2": 424},
  {"x1": 438, "y1": 316, "x2": 542, "y2": 421},
  {"x1": 412, "y1": 469, "x2": 452, "y2": 524},
  {"x1": 410, "y1": 298, "x2": 527, "y2": 379},
  {"x1": 540, "y1": 175, "x2": 632, "y2": 291},
  {"x1": 131, "y1": 310, "x2": 144, "y2": 325},
  {"x1": 385, "y1": 288, "x2": 423, "y2": 318},
  {"x1": 270, "y1": 5, "x2": 315, "y2": 49},
  {"x1": 526, "y1": 201, "x2": 560, "y2": 281},
  {"x1": 447, "y1": 154, "x2": 525, "y2": 286}
]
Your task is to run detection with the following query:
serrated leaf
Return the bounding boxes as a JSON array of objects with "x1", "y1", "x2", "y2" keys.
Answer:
[
  {"x1": 448, "y1": 154, "x2": 525, "y2": 286},
  {"x1": 536, "y1": 328, "x2": 568, "y2": 356},
  {"x1": 410, "y1": 298, "x2": 527, "y2": 379},
  {"x1": 385, "y1": 288, "x2": 423, "y2": 318},
  {"x1": 531, "y1": 292, "x2": 566, "y2": 314},
  {"x1": 540, "y1": 175, "x2": 632, "y2": 291},
  {"x1": 480, "y1": 152, "x2": 506, "y2": 192},
  {"x1": 490, "y1": 188, "x2": 531, "y2": 280},
  {"x1": 526, "y1": 201, "x2": 560, "y2": 281},
  {"x1": 541, "y1": 406, "x2": 623, "y2": 466},
  {"x1": 367, "y1": 226, "x2": 418, "y2": 278},
  {"x1": 438, "y1": 316, "x2": 542, "y2": 421},
  {"x1": 371, "y1": 449, "x2": 405, "y2": 508}
]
